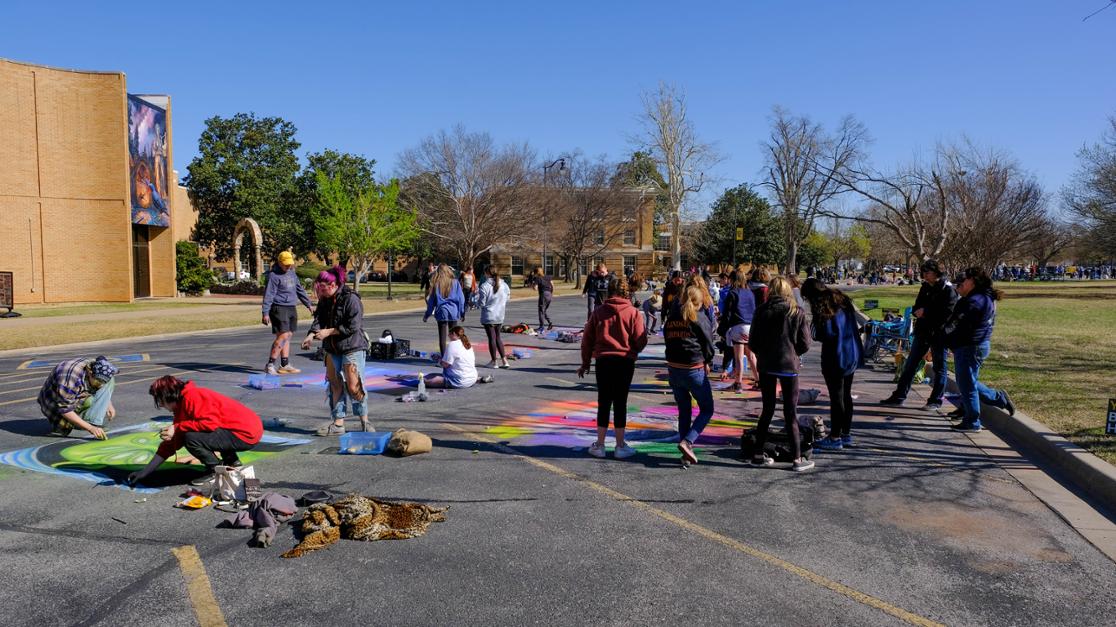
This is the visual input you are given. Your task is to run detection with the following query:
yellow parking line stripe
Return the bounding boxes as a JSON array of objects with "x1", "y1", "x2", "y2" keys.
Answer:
[
  {"x1": 0, "y1": 365, "x2": 173, "y2": 397},
  {"x1": 171, "y1": 545, "x2": 228, "y2": 627},
  {"x1": 444, "y1": 423, "x2": 944, "y2": 627}
]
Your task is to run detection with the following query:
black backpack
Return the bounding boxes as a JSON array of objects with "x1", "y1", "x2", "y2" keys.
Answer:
[{"x1": 740, "y1": 426, "x2": 814, "y2": 463}]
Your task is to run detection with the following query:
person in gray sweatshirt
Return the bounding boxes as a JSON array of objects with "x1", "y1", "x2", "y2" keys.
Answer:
[
  {"x1": 262, "y1": 251, "x2": 314, "y2": 374},
  {"x1": 478, "y1": 265, "x2": 511, "y2": 369}
]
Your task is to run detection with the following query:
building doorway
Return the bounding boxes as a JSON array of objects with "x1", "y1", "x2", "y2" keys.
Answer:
[{"x1": 132, "y1": 224, "x2": 151, "y2": 298}]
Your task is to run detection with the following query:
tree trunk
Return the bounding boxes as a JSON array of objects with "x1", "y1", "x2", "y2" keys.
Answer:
[
  {"x1": 387, "y1": 252, "x2": 394, "y2": 301},
  {"x1": 671, "y1": 206, "x2": 682, "y2": 271},
  {"x1": 785, "y1": 241, "x2": 798, "y2": 276}
]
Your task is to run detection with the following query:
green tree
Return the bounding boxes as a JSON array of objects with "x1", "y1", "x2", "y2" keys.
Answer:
[
  {"x1": 185, "y1": 113, "x2": 303, "y2": 260},
  {"x1": 295, "y1": 150, "x2": 377, "y2": 262},
  {"x1": 614, "y1": 150, "x2": 670, "y2": 228},
  {"x1": 796, "y1": 231, "x2": 832, "y2": 271},
  {"x1": 693, "y1": 184, "x2": 786, "y2": 267},
  {"x1": 312, "y1": 173, "x2": 419, "y2": 293},
  {"x1": 175, "y1": 240, "x2": 214, "y2": 295}
]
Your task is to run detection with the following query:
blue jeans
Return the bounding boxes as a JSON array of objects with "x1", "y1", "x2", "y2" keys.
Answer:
[
  {"x1": 894, "y1": 334, "x2": 947, "y2": 402},
  {"x1": 952, "y1": 341, "x2": 1008, "y2": 426},
  {"x1": 76, "y1": 378, "x2": 115, "y2": 427},
  {"x1": 327, "y1": 351, "x2": 367, "y2": 419},
  {"x1": 668, "y1": 366, "x2": 715, "y2": 444}
]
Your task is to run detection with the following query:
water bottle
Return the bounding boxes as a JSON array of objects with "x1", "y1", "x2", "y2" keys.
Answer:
[{"x1": 417, "y1": 373, "x2": 426, "y2": 395}]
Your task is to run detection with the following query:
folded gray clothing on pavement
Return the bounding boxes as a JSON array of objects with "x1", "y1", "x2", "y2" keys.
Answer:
[{"x1": 222, "y1": 493, "x2": 298, "y2": 546}]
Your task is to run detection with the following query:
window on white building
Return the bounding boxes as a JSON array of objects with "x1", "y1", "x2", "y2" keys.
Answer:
[{"x1": 511, "y1": 256, "x2": 524, "y2": 275}]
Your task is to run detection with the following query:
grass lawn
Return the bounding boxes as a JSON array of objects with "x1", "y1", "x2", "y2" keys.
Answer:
[
  {"x1": 846, "y1": 281, "x2": 1116, "y2": 464},
  {"x1": 15, "y1": 301, "x2": 211, "y2": 318}
]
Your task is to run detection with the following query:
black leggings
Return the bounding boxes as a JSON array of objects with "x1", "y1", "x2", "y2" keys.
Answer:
[
  {"x1": 437, "y1": 320, "x2": 457, "y2": 356},
  {"x1": 483, "y1": 324, "x2": 506, "y2": 360},
  {"x1": 538, "y1": 293, "x2": 553, "y2": 328},
  {"x1": 755, "y1": 373, "x2": 802, "y2": 460},
  {"x1": 183, "y1": 428, "x2": 254, "y2": 470},
  {"x1": 594, "y1": 356, "x2": 636, "y2": 429},
  {"x1": 823, "y1": 369, "x2": 854, "y2": 437}
]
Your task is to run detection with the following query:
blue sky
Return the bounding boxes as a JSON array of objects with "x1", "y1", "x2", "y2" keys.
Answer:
[{"x1": 3, "y1": 1, "x2": 1114, "y2": 216}]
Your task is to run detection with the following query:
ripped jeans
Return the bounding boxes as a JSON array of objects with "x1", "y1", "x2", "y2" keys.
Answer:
[{"x1": 326, "y1": 350, "x2": 367, "y2": 419}]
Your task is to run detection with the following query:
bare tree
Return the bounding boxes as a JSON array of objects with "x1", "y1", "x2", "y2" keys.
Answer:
[
  {"x1": 1063, "y1": 115, "x2": 1116, "y2": 259},
  {"x1": 1027, "y1": 218, "x2": 1078, "y2": 269},
  {"x1": 398, "y1": 126, "x2": 535, "y2": 271},
  {"x1": 762, "y1": 107, "x2": 867, "y2": 275},
  {"x1": 553, "y1": 157, "x2": 639, "y2": 287},
  {"x1": 634, "y1": 82, "x2": 720, "y2": 271},
  {"x1": 935, "y1": 145, "x2": 1047, "y2": 270}
]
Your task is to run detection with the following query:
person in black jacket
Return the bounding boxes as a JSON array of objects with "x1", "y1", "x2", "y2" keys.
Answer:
[
  {"x1": 801, "y1": 279, "x2": 864, "y2": 450},
  {"x1": 748, "y1": 276, "x2": 814, "y2": 471},
  {"x1": 664, "y1": 286, "x2": 717, "y2": 465},
  {"x1": 301, "y1": 266, "x2": 370, "y2": 436},
  {"x1": 880, "y1": 259, "x2": 959, "y2": 410},
  {"x1": 581, "y1": 263, "x2": 613, "y2": 320},
  {"x1": 528, "y1": 267, "x2": 554, "y2": 332}
]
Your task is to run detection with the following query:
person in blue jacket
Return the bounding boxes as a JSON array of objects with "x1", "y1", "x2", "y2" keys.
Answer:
[
  {"x1": 801, "y1": 279, "x2": 864, "y2": 450},
  {"x1": 424, "y1": 264, "x2": 466, "y2": 356},
  {"x1": 942, "y1": 267, "x2": 1015, "y2": 433}
]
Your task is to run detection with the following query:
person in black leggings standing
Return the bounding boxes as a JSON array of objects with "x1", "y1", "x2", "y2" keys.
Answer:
[
  {"x1": 529, "y1": 267, "x2": 554, "y2": 332},
  {"x1": 578, "y1": 277, "x2": 648, "y2": 460},
  {"x1": 801, "y1": 278, "x2": 864, "y2": 450},
  {"x1": 748, "y1": 276, "x2": 813, "y2": 471}
]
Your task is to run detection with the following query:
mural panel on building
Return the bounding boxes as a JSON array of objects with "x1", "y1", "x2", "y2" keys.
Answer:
[{"x1": 128, "y1": 95, "x2": 169, "y2": 226}]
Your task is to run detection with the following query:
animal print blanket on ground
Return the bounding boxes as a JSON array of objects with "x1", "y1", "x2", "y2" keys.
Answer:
[{"x1": 282, "y1": 495, "x2": 448, "y2": 558}]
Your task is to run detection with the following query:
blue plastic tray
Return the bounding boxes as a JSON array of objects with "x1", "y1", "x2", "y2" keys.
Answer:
[{"x1": 338, "y1": 431, "x2": 392, "y2": 455}]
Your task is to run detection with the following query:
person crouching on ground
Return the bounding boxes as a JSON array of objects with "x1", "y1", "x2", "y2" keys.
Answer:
[
  {"x1": 262, "y1": 250, "x2": 314, "y2": 375},
  {"x1": 424, "y1": 264, "x2": 466, "y2": 356},
  {"x1": 942, "y1": 267, "x2": 1015, "y2": 433},
  {"x1": 38, "y1": 355, "x2": 119, "y2": 440},
  {"x1": 664, "y1": 286, "x2": 716, "y2": 465},
  {"x1": 801, "y1": 279, "x2": 864, "y2": 450},
  {"x1": 127, "y1": 375, "x2": 263, "y2": 488},
  {"x1": 748, "y1": 276, "x2": 814, "y2": 471},
  {"x1": 301, "y1": 266, "x2": 371, "y2": 436},
  {"x1": 423, "y1": 326, "x2": 490, "y2": 388},
  {"x1": 578, "y1": 277, "x2": 648, "y2": 460}
]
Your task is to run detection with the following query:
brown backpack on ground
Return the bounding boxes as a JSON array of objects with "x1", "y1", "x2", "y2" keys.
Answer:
[{"x1": 388, "y1": 429, "x2": 432, "y2": 456}]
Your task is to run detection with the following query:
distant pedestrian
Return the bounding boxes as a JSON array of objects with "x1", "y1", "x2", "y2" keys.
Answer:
[
  {"x1": 423, "y1": 264, "x2": 466, "y2": 356},
  {"x1": 801, "y1": 279, "x2": 863, "y2": 450},
  {"x1": 748, "y1": 267, "x2": 770, "y2": 306},
  {"x1": 578, "y1": 277, "x2": 648, "y2": 460},
  {"x1": 642, "y1": 289, "x2": 663, "y2": 333},
  {"x1": 460, "y1": 266, "x2": 479, "y2": 321},
  {"x1": 261, "y1": 251, "x2": 314, "y2": 375},
  {"x1": 748, "y1": 276, "x2": 813, "y2": 471},
  {"x1": 662, "y1": 270, "x2": 685, "y2": 312},
  {"x1": 664, "y1": 286, "x2": 716, "y2": 465},
  {"x1": 528, "y1": 267, "x2": 554, "y2": 332},
  {"x1": 478, "y1": 265, "x2": 511, "y2": 369},
  {"x1": 582, "y1": 263, "x2": 612, "y2": 320},
  {"x1": 942, "y1": 268, "x2": 1015, "y2": 433},
  {"x1": 420, "y1": 262, "x2": 436, "y2": 293},
  {"x1": 718, "y1": 270, "x2": 758, "y2": 392},
  {"x1": 880, "y1": 260, "x2": 958, "y2": 410}
]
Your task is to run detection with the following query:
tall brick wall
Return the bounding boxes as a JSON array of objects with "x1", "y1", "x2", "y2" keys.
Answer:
[{"x1": 0, "y1": 59, "x2": 153, "y2": 304}]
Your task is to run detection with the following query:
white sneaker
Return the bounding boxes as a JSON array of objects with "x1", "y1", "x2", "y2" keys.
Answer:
[
  {"x1": 793, "y1": 458, "x2": 815, "y2": 472},
  {"x1": 587, "y1": 442, "x2": 606, "y2": 458},
  {"x1": 484, "y1": 360, "x2": 498, "y2": 369},
  {"x1": 264, "y1": 363, "x2": 278, "y2": 375},
  {"x1": 614, "y1": 443, "x2": 637, "y2": 459}
]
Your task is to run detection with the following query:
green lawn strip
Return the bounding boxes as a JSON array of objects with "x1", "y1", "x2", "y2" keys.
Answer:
[
  {"x1": 848, "y1": 285, "x2": 1116, "y2": 464},
  {"x1": 17, "y1": 301, "x2": 211, "y2": 318}
]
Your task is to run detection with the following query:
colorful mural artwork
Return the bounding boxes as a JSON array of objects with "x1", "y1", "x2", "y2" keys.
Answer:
[
  {"x1": 0, "y1": 422, "x2": 309, "y2": 493},
  {"x1": 485, "y1": 399, "x2": 755, "y2": 460},
  {"x1": 128, "y1": 95, "x2": 170, "y2": 227},
  {"x1": 17, "y1": 353, "x2": 148, "y2": 370},
  {"x1": 253, "y1": 366, "x2": 440, "y2": 395}
]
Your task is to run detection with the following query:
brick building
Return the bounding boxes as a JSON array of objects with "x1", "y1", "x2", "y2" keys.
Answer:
[
  {"x1": 489, "y1": 189, "x2": 660, "y2": 282},
  {"x1": 0, "y1": 58, "x2": 195, "y2": 304}
]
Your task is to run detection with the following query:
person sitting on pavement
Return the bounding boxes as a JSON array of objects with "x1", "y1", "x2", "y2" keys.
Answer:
[
  {"x1": 38, "y1": 355, "x2": 119, "y2": 440},
  {"x1": 127, "y1": 375, "x2": 263, "y2": 488},
  {"x1": 422, "y1": 326, "x2": 490, "y2": 388},
  {"x1": 880, "y1": 259, "x2": 958, "y2": 410},
  {"x1": 261, "y1": 250, "x2": 315, "y2": 375},
  {"x1": 941, "y1": 267, "x2": 1015, "y2": 433},
  {"x1": 301, "y1": 266, "x2": 371, "y2": 436}
]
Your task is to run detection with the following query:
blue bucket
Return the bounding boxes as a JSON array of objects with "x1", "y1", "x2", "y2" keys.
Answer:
[{"x1": 338, "y1": 431, "x2": 392, "y2": 455}]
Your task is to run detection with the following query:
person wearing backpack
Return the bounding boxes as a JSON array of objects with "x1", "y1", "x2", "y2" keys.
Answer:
[
  {"x1": 578, "y1": 277, "x2": 648, "y2": 459},
  {"x1": 748, "y1": 276, "x2": 813, "y2": 471},
  {"x1": 478, "y1": 265, "x2": 511, "y2": 369},
  {"x1": 880, "y1": 259, "x2": 959, "y2": 410},
  {"x1": 801, "y1": 279, "x2": 863, "y2": 450},
  {"x1": 664, "y1": 286, "x2": 716, "y2": 465}
]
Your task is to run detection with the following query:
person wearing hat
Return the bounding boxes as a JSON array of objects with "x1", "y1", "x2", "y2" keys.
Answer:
[
  {"x1": 262, "y1": 251, "x2": 314, "y2": 375},
  {"x1": 37, "y1": 356, "x2": 119, "y2": 439},
  {"x1": 880, "y1": 259, "x2": 959, "y2": 410}
]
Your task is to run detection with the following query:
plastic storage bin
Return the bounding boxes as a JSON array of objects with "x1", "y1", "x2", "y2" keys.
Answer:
[{"x1": 338, "y1": 431, "x2": 392, "y2": 455}]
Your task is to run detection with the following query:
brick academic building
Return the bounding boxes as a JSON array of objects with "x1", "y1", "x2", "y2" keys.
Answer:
[{"x1": 0, "y1": 58, "x2": 195, "y2": 304}]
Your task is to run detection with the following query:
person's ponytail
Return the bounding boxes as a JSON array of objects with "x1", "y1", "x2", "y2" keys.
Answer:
[{"x1": 450, "y1": 325, "x2": 471, "y2": 350}]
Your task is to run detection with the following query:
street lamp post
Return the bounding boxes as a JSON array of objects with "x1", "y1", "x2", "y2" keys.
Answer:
[{"x1": 542, "y1": 157, "x2": 568, "y2": 278}]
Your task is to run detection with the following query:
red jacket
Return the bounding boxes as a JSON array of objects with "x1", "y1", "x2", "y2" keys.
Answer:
[
  {"x1": 581, "y1": 297, "x2": 648, "y2": 368},
  {"x1": 157, "y1": 381, "x2": 264, "y2": 459}
]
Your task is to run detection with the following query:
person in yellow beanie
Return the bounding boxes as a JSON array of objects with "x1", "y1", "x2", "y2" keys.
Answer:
[{"x1": 262, "y1": 251, "x2": 314, "y2": 374}]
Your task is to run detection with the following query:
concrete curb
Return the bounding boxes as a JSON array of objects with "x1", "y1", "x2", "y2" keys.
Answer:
[
  {"x1": 935, "y1": 367, "x2": 1116, "y2": 514},
  {"x1": 0, "y1": 293, "x2": 574, "y2": 358}
]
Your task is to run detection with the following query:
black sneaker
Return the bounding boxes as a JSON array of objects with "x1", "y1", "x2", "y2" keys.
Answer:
[
  {"x1": 951, "y1": 422, "x2": 982, "y2": 433},
  {"x1": 189, "y1": 473, "x2": 216, "y2": 487},
  {"x1": 947, "y1": 407, "x2": 964, "y2": 419},
  {"x1": 923, "y1": 400, "x2": 943, "y2": 411},
  {"x1": 1002, "y1": 391, "x2": 1015, "y2": 417},
  {"x1": 879, "y1": 394, "x2": 906, "y2": 407}
]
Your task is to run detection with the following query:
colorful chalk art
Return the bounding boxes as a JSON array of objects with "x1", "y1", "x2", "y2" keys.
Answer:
[{"x1": 0, "y1": 422, "x2": 309, "y2": 493}]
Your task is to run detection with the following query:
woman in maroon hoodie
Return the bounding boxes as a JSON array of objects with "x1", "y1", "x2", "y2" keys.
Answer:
[{"x1": 578, "y1": 277, "x2": 648, "y2": 459}]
